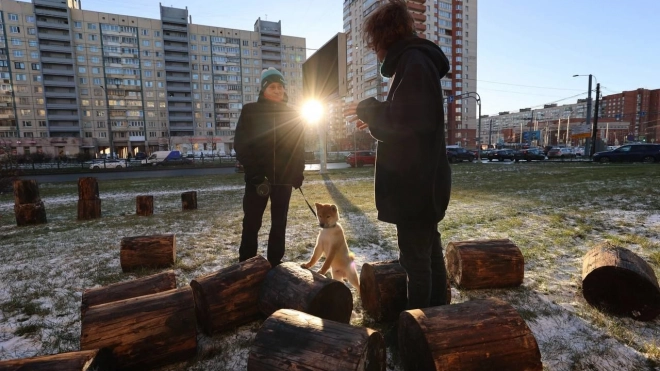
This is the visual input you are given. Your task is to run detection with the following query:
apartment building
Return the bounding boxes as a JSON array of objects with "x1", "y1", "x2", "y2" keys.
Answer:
[
  {"x1": 0, "y1": 0, "x2": 305, "y2": 158},
  {"x1": 601, "y1": 88, "x2": 660, "y2": 144},
  {"x1": 341, "y1": 0, "x2": 478, "y2": 148}
]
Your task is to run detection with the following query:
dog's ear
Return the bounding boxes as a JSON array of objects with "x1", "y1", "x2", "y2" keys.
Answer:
[
  {"x1": 314, "y1": 202, "x2": 321, "y2": 208},
  {"x1": 331, "y1": 205, "x2": 337, "y2": 212}
]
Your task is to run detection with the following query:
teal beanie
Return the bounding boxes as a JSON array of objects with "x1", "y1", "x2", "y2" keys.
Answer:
[{"x1": 260, "y1": 67, "x2": 286, "y2": 90}]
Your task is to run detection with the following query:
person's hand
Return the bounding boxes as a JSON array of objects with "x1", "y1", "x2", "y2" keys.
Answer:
[
  {"x1": 343, "y1": 102, "x2": 359, "y2": 123},
  {"x1": 249, "y1": 174, "x2": 265, "y2": 185},
  {"x1": 356, "y1": 120, "x2": 369, "y2": 130},
  {"x1": 292, "y1": 174, "x2": 304, "y2": 189}
]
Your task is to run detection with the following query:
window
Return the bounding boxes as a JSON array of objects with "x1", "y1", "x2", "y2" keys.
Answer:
[
  {"x1": 154, "y1": 31, "x2": 161, "y2": 37},
  {"x1": 15, "y1": 74, "x2": 27, "y2": 81},
  {"x1": 80, "y1": 77, "x2": 88, "y2": 84},
  {"x1": 14, "y1": 62, "x2": 25, "y2": 69},
  {"x1": 143, "y1": 40, "x2": 150, "y2": 46},
  {"x1": 31, "y1": 63, "x2": 40, "y2": 70},
  {"x1": 25, "y1": 15, "x2": 35, "y2": 23},
  {"x1": 74, "y1": 21, "x2": 82, "y2": 28},
  {"x1": 87, "y1": 23, "x2": 97, "y2": 30},
  {"x1": 11, "y1": 38, "x2": 21, "y2": 46},
  {"x1": 92, "y1": 67, "x2": 100, "y2": 74},
  {"x1": 9, "y1": 26, "x2": 20, "y2": 33},
  {"x1": 77, "y1": 56, "x2": 85, "y2": 62},
  {"x1": 27, "y1": 28, "x2": 36, "y2": 35},
  {"x1": 28, "y1": 40, "x2": 38, "y2": 47},
  {"x1": 89, "y1": 34, "x2": 97, "y2": 41},
  {"x1": 8, "y1": 14, "x2": 18, "y2": 21},
  {"x1": 91, "y1": 56, "x2": 100, "y2": 63},
  {"x1": 93, "y1": 78, "x2": 102, "y2": 85}
]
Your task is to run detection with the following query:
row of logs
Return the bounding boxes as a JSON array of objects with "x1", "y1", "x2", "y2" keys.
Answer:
[{"x1": 11, "y1": 179, "x2": 198, "y2": 226}]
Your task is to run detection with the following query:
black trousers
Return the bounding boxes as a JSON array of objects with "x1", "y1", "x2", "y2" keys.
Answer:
[
  {"x1": 238, "y1": 182, "x2": 293, "y2": 266},
  {"x1": 396, "y1": 222, "x2": 448, "y2": 309}
]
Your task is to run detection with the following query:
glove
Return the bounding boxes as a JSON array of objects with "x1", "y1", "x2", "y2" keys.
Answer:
[{"x1": 292, "y1": 174, "x2": 304, "y2": 189}]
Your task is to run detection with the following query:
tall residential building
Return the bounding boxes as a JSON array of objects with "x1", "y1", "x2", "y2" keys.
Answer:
[
  {"x1": 601, "y1": 88, "x2": 660, "y2": 143},
  {"x1": 341, "y1": 0, "x2": 478, "y2": 148},
  {"x1": 0, "y1": 0, "x2": 305, "y2": 157}
]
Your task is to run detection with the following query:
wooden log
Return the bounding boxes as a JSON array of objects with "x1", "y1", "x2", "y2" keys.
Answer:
[
  {"x1": 77, "y1": 177, "x2": 100, "y2": 201},
  {"x1": 445, "y1": 239, "x2": 524, "y2": 289},
  {"x1": 398, "y1": 297, "x2": 542, "y2": 371},
  {"x1": 0, "y1": 348, "x2": 117, "y2": 371},
  {"x1": 81, "y1": 270, "x2": 177, "y2": 317},
  {"x1": 119, "y1": 234, "x2": 176, "y2": 272},
  {"x1": 360, "y1": 260, "x2": 451, "y2": 322},
  {"x1": 77, "y1": 199, "x2": 101, "y2": 220},
  {"x1": 190, "y1": 255, "x2": 271, "y2": 335},
  {"x1": 14, "y1": 202, "x2": 47, "y2": 226},
  {"x1": 259, "y1": 262, "x2": 353, "y2": 323},
  {"x1": 80, "y1": 287, "x2": 197, "y2": 371},
  {"x1": 13, "y1": 179, "x2": 41, "y2": 205},
  {"x1": 248, "y1": 308, "x2": 386, "y2": 371},
  {"x1": 181, "y1": 191, "x2": 197, "y2": 211},
  {"x1": 582, "y1": 244, "x2": 660, "y2": 321},
  {"x1": 136, "y1": 195, "x2": 154, "y2": 216}
]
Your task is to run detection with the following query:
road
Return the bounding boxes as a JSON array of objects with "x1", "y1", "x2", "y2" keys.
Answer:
[{"x1": 21, "y1": 163, "x2": 353, "y2": 183}]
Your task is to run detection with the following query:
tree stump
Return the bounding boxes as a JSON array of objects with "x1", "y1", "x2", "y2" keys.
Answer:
[
  {"x1": 0, "y1": 349, "x2": 116, "y2": 370},
  {"x1": 77, "y1": 177, "x2": 101, "y2": 220},
  {"x1": 259, "y1": 262, "x2": 353, "y2": 323},
  {"x1": 136, "y1": 195, "x2": 154, "y2": 216},
  {"x1": 445, "y1": 239, "x2": 524, "y2": 289},
  {"x1": 119, "y1": 234, "x2": 176, "y2": 272},
  {"x1": 190, "y1": 255, "x2": 271, "y2": 335},
  {"x1": 360, "y1": 260, "x2": 451, "y2": 322},
  {"x1": 181, "y1": 191, "x2": 197, "y2": 211},
  {"x1": 13, "y1": 179, "x2": 47, "y2": 226},
  {"x1": 582, "y1": 244, "x2": 660, "y2": 321},
  {"x1": 398, "y1": 297, "x2": 542, "y2": 371},
  {"x1": 248, "y1": 309, "x2": 386, "y2": 371},
  {"x1": 81, "y1": 270, "x2": 177, "y2": 317},
  {"x1": 80, "y1": 287, "x2": 197, "y2": 370}
]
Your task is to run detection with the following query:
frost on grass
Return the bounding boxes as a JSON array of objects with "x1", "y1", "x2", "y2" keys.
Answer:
[{"x1": 1, "y1": 164, "x2": 660, "y2": 370}]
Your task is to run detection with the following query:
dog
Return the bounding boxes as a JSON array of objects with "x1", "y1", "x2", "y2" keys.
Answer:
[{"x1": 302, "y1": 203, "x2": 360, "y2": 296}]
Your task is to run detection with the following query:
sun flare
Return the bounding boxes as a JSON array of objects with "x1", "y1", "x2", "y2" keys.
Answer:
[{"x1": 301, "y1": 100, "x2": 324, "y2": 124}]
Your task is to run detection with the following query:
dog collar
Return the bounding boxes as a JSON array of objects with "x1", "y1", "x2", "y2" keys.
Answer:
[{"x1": 322, "y1": 224, "x2": 338, "y2": 229}]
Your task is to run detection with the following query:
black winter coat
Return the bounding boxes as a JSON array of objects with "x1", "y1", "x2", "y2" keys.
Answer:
[
  {"x1": 356, "y1": 36, "x2": 451, "y2": 224},
  {"x1": 234, "y1": 96, "x2": 305, "y2": 185}
]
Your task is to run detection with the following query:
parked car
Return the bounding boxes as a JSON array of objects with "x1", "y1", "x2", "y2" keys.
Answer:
[
  {"x1": 447, "y1": 147, "x2": 475, "y2": 163},
  {"x1": 547, "y1": 147, "x2": 576, "y2": 159},
  {"x1": 89, "y1": 159, "x2": 127, "y2": 169},
  {"x1": 134, "y1": 152, "x2": 148, "y2": 160},
  {"x1": 487, "y1": 149, "x2": 518, "y2": 162},
  {"x1": 573, "y1": 147, "x2": 585, "y2": 157},
  {"x1": 593, "y1": 144, "x2": 660, "y2": 163},
  {"x1": 141, "y1": 150, "x2": 185, "y2": 166},
  {"x1": 346, "y1": 151, "x2": 376, "y2": 167},
  {"x1": 519, "y1": 148, "x2": 546, "y2": 162}
]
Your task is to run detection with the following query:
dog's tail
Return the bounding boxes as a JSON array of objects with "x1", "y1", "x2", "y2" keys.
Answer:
[{"x1": 348, "y1": 252, "x2": 355, "y2": 261}]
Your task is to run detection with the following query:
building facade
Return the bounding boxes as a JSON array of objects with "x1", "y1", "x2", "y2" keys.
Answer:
[
  {"x1": 340, "y1": 0, "x2": 478, "y2": 149},
  {"x1": 601, "y1": 88, "x2": 660, "y2": 144},
  {"x1": 0, "y1": 0, "x2": 305, "y2": 158}
]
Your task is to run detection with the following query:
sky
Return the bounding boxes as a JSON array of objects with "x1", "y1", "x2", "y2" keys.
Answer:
[{"x1": 83, "y1": 0, "x2": 660, "y2": 116}]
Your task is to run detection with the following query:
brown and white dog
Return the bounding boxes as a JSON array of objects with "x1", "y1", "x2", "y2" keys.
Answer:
[{"x1": 302, "y1": 203, "x2": 360, "y2": 295}]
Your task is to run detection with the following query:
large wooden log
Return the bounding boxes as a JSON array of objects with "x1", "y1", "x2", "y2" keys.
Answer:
[
  {"x1": 445, "y1": 239, "x2": 524, "y2": 289},
  {"x1": 248, "y1": 309, "x2": 386, "y2": 371},
  {"x1": 190, "y1": 255, "x2": 271, "y2": 335},
  {"x1": 77, "y1": 177, "x2": 100, "y2": 201},
  {"x1": 77, "y1": 199, "x2": 101, "y2": 221},
  {"x1": 259, "y1": 262, "x2": 353, "y2": 323},
  {"x1": 181, "y1": 191, "x2": 197, "y2": 211},
  {"x1": 0, "y1": 348, "x2": 117, "y2": 370},
  {"x1": 360, "y1": 260, "x2": 451, "y2": 322},
  {"x1": 119, "y1": 234, "x2": 176, "y2": 272},
  {"x1": 81, "y1": 270, "x2": 177, "y2": 317},
  {"x1": 582, "y1": 244, "x2": 660, "y2": 321},
  {"x1": 136, "y1": 195, "x2": 154, "y2": 216},
  {"x1": 398, "y1": 297, "x2": 542, "y2": 371},
  {"x1": 13, "y1": 180, "x2": 47, "y2": 226},
  {"x1": 80, "y1": 287, "x2": 197, "y2": 371}
]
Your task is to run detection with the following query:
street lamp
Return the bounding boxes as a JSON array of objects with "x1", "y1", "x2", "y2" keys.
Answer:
[
  {"x1": 99, "y1": 85, "x2": 114, "y2": 158},
  {"x1": 573, "y1": 74, "x2": 598, "y2": 156},
  {"x1": 458, "y1": 92, "x2": 482, "y2": 160}
]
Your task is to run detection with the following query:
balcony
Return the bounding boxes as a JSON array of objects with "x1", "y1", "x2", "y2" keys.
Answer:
[
  {"x1": 39, "y1": 44, "x2": 72, "y2": 53},
  {"x1": 48, "y1": 113, "x2": 80, "y2": 121},
  {"x1": 262, "y1": 53, "x2": 281, "y2": 62},
  {"x1": 260, "y1": 28, "x2": 280, "y2": 37},
  {"x1": 44, "y1": 91, "x2": 76, "y2": 98},
  {"x1": 262, "y1": 61, "x2": 281, "y2": 69},
  {"x1": 164, "y1": 54, "x2": 190, "y2": 63},
  {"x1": 162, "y1": 23, "x2": 188, "y2": 32},
  {"x1": 164, "y1": 65, "x2": 190, "y2": 72},
  {"x1": 41, "y1": 56, "x2": 73, "y2": 64},
  {"x1": 46, "y1": 103, "x2": 78, "y2": 109},
  {"x1": 48, "y1": 126, "x2": 80, "y2": 133},
  {"x1": 260, "y1": 35, "x2": 281, "y2": 43},
  {"x1": 165, "y1": 75, "x2": 190, "y2": 82},
  {"x1": 261, "y1": 45, "x2": 281, "y2": 52},
  {"x1": 407, "y1": 2, "x2": 425, "y2": 12},
  {"x1": 168, "y1": 114, "x2": 194, "y2": 121},
  {"x1": 42, "y1": 67, "x2": 74, "y2": 75},
  {"x1": 43, "y1": 79, "x2": 76, "y2": 87},
  {"x1": 0, "y1": 113, "x2": 15, "y2": 119},
  {"x1": 166, "y1": 85, "x2": 191, "y2": 92},
  {"x1": 36, "y1": 20, "x2": 70, "y2": 30},
  {"x1": 167, "y1": 105, "x2": 192, "y2": 112},
  {"x1": 37, "y1": 32, "x2": 71, "y2": 42},
  {"x1": 163, "y1": 44, "x2": 188, "y2": 52},
  {"x1": 163, "y1": 33, "x2": 188, "y2": 41},
  {"x1": 34, "y1": 7, "x2": 68, "y2": 19},
  {"x1": 411, "y1": 13, "x2": 426, "y2": 22},
  {"x1": 167, "y1": 95, "x2": 192, "y2": 102},
  {"x1": 414, "y1": 23, "x2": 426, "y2": 32}
]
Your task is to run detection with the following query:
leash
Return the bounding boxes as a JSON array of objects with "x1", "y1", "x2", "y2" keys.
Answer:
[{"x1": 298, "y1": 187, "x2": 317, "y2": 218}]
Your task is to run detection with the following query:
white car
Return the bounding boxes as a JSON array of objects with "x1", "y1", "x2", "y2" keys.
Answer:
[{"x1": 89, "y1": 159, "x2": 127, "y2": 169}]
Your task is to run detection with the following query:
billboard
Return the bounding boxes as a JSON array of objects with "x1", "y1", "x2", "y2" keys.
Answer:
[
  {"x1": 302, "y1": 33, "x2": 347, "y2": 101},
  {"x1": 522, "y1": 131, "x2": 541, "y2": 141}
]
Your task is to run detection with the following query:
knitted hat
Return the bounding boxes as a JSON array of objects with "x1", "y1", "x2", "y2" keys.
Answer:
[{"x1": 260, "y1": 67, "x2": 286, "y2": 90}]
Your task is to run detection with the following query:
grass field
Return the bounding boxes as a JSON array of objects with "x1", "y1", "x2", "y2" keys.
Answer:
[{"x1": 1, "y1": 161, "x2": 659, "y2": 370}]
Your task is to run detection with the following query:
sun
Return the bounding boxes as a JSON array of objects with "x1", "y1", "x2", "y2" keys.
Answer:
[{"x1": 301, "y1": 100, "x2": 324, "y2": 125}]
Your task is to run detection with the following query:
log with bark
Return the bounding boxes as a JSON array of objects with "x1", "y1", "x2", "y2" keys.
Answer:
[
  {"x1": 119, "y1": 234, "x2": 176, "y2": 272},
  {"x1": 80, "y1": 287, "x2": 197, "y2": 371},
  {"x1": 445, "y1": 239, "x2": 524, "y2": 289},
  {"x1": 81, "y1": 270, "x2": 177, "y2": 317},
  {"x1": 181, "y1": 191, "x2": 197, "y2": 211},
  {"x1": 248, "y1": 308, "x2": 386, "y2": 371},
  {"x1": 190, "y1": 255, "x2": 271, "y2": 335},
  {"x1": 77, "y1": 177, "x2": 101, "y2": 220},
  {"x1": 360, "y1": 260, "x2": 451, "y2": 322},
  {"x1": 136, "y1": 195, "x2": 154, "y2": 216},
  {"x1": 582, "y1": 244, "x2": 660, "y2": 321},
  {"x1": 398, "y1": 297, "x2": 542, "y2": 371},
  {"x1": 259, "y1": 262, "x2": 353, "y2": 323},
  {"x1": 13, "y1": 180, "x2": 47, "y2": 226},
  {"x1": 0, "y1": 348, "x2": 117, "y2": 371}
]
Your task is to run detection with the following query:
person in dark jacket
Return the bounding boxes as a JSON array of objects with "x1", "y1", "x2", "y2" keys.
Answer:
[
  {"x1": 234, "y1": 67, "x2": 305, "y2": 267},
  {"x1": 344, "y1": 0, "x2": 451, "y2": 309}
]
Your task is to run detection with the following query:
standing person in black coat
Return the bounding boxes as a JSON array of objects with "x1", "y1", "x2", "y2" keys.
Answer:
[
  {"x1": 344, "y1": 0, "x2": 452, "y2": 309},
  {"x1": 234, "y1": 68, "x2": 305, "y2": 267}
]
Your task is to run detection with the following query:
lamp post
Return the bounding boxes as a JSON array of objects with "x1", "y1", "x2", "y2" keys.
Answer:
[
  {"x1": 99, "y1": 85, "x2": 114, "y2": 158},
  {"x1": 573, "y1": 74, "x2": 597, "y2": 155},
  {"x1": 457, "y1": 92, "x2": 482, "y2": 160}
]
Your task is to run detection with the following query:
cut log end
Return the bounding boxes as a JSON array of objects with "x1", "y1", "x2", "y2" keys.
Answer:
[
  {"x1": 308, "y1": 280, "x2": 354, "y2": 323},
  {"x1": 446, "y1": 239, "x2": 524, "y2": 289},
  {"x1": 136, "y1": 195, "x2": 154, "y2": 216},
  {"x1": 120, "y1": 234, "x2": 176, "y2": 272},
  {"x1": 181, "y1": 191, "x2": 197, "y2": 211}
]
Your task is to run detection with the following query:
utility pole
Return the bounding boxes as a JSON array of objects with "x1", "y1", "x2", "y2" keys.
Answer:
[
  {"x1": 590, "y1": 83, "x2": 601, "y2": 158},
  {"x1": 488, "y1": 118, "x2": 493, "y2": 148},
  {"x1": 585, "y1": 75, "x2": 593, "y2": 155}
]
